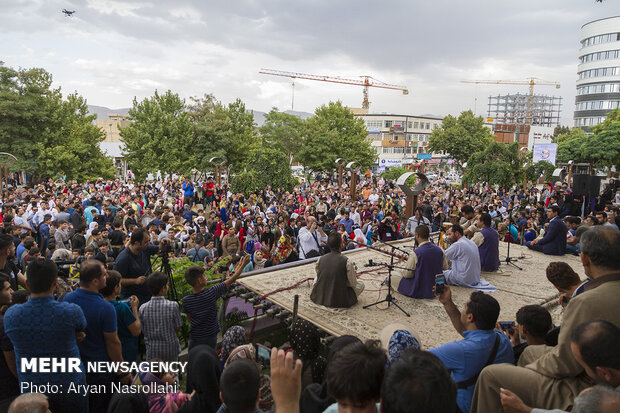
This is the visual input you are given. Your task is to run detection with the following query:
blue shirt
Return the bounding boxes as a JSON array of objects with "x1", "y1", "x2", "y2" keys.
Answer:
[
  {"x1": 339, "y1": 217, "x2": 354, "y2": 233},
  {"x1": 64, "y1": 288, "x2": 117, "y2": 362},
  {"x1": 110, "y1": 300, "x2": 138, "y2": 362},
  {"x1": 429, "y1": 329, "x2": 513, "y2": 413},
  {"x1": 182, "y1": 283, "x2": 227, "y2": 340},
  {"x1": 4, "y1": 296, "x2": 87, "y2": 386}
]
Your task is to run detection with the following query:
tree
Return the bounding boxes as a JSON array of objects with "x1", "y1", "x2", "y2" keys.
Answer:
[
  {"x1": 297, "y1": 101, "x2": 376, "y2": 172},
  {"x1": 258, "y1": 108, "x2": 306, "y2": 164},
  {"x1": 427, "y1": 110, "x2": 494, "y2": 166},
  {"x1": 585, "y1": 108, "x2": 620, "y2": 170},
  {"x1": 553, "y1": 125, "x2": 571, "y2": 141},
  {"x1": 463, "y1": 142, "x2": 523, "y2": 188},
  {"x1": 35, "y1": 93, "x2": 116, "y2": 181},
  {"x1": 380, "y1": 166, "x2": 416, "y2": 186},
  {"x1": 120, "y1": 90, "x2": 194, "y2": 180},
  {"x1": 556, "y1": 128, "x2": 587, "y2": 164},
  {"x1": 188, "y1": 94, "x2": 231, "y2": 172},
  {"x1": 225, "y1": 98, "x2": 259, "y2": 170},
  {"x1": 0, "y1": 62, "x2": 115, "y2": 180},
  {"x1": 231, "y1": 146, "x2": 297, "y2": 195}
]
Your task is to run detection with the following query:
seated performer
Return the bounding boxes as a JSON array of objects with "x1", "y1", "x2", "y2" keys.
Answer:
[
  {"x1": 471, "y1": 213, "x2": 500, "y2": 272},
  {"x1": 526, "y1": 205, "x2": 566, "y2": 256},
  {"x1": 444, "y1": 224, "x2": 496, "y2": 291},
  {"x1": 394, "y1": 225, "x2": 448, "y2": 299},
  {"x1": 310, "y1": 232, "x2": 365, "y2": 308}
]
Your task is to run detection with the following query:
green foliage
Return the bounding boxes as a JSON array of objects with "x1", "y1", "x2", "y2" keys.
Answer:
[
  {"x1": 524, "y1": 160, "x2": 556, "y2": 183},
  {"x1": 231, "y1": 146, "x2": 296, "y2": 195},
  {"x1": 36, "y1": 94, "x2": 116, "y2": 181},
  {"x1": 0, "y1": 62, "x2": 115, "y2": 180},
  {"x1": 556, "y1": 118, "x2": 620, "y2": 170},
  {"x1": 553, "y1": 125, "x2": 571, "y2": 140},
  {"x1": 556, "y1": 128, "x2": 587, "y2": 164},
  {"x1": 188, "y1": 94, "x2": 230, "y2": 172},
  {"x1": 120, "y1": 90, "x2": 194, "y2": 181},
  {"x1": 225, "y1": 99, "x2": 260, "y2": 170},
  {"x1": 258, "y1": 108, "x2": 306, "y2": 164},
  {"x1": 427, "y1": 110, "x2": 494, "y2": 165},
  {"x1": 297, "y1": 101, "x2": 376, "y2": 172},
  {"x1": 165, "y1": 256, "x2": 232, "y2": 300},
  {"x1": 463, "y1": 142, "x2": 523, "y2": 188},
  {"x1": 380, "y1": 166, "x2": 416, "y2": 186},
  {"x1": 586, "y1": 108, "x2": 620, "y2": 169}
]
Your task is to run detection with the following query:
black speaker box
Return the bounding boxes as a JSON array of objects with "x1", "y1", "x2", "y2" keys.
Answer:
[{"x1": 572, "y1": 175, "x2": 601, "y2": 196}]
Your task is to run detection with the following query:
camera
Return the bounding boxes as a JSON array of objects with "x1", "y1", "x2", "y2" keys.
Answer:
[
  {"x1": 499, "y1": 321, "x2": 515, "y2": 334},
  {"x1": 54, "y1": 258, "x2": 83, "y2": 278}
]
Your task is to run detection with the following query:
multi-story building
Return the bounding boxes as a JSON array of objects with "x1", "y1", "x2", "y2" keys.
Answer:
[
  {"x1": 575, "y1": 16, "x2": 620, "y2": 129},
  {"x1": 355, "y1": 113, "x2": 443, "y2": 171},
  {"x1": 96, "y1": 114, "x2": 130, "y2": 178}
]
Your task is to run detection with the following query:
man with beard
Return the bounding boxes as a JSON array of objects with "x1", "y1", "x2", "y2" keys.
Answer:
[{"x1": 0, "y1": 235, "x2": 25, "y2": 290}]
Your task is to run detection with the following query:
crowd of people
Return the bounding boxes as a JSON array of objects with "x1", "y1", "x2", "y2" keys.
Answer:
[{"x1": 0, "y1": 171, "x2": 619, "y2": 413}]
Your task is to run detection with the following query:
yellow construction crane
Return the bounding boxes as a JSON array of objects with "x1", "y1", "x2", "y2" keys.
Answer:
[
  {"x1": 259, "y1": 68, "x2": 409, "y2": 110},
  {"x1": 460, "y1": 77, "x2": 560, "y2": 96}
]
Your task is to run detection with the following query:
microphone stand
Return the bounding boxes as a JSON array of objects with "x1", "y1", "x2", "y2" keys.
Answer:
[
  {"x1": 364, "y1": 244, "x2": 411, "y2": 317},
  {"x1": 502, "y1": 223, "x2": 522, "y2": 270}
]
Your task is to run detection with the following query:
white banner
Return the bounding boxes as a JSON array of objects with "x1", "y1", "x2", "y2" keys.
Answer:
[{"x1": 532, "y1": 143, "x2": 558, "y2": 165}]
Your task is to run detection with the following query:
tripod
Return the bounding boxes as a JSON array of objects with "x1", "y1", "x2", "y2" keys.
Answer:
[
  {"x1": 155, "y1": 252, "x2": 179, "y2": 302},
  {"x1": 364, "y1": 244, "x2": 410, "y2": 317},
  {"x1": 502, "y1": 224, "x2": 522, "y2": 270}
]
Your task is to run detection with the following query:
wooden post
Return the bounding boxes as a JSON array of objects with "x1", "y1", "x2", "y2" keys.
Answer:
[
  {"x1": 338, "y1": 165, "x2": 343, "y2": 188},
  {"x1": 350, "y1": 171, "x2": 357, "y2": 200}
]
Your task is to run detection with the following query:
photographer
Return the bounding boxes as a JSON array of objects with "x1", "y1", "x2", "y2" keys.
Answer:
[
  {"x1": 377, "y1": 216, "x2": 399, "y2": 242},
  {"x1": 112, "y1": 228, "x2": 160, "y2": 305},
  {"x1": 297, "y1": 217, "x2": 327, "y2": 259}
]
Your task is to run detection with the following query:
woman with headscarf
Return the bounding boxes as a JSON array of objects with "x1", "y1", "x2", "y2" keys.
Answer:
[
  {"x1": 178, "y1": 345, "x2": 221, "y2": 413},
  {"x1": 224, "y1": 344, "x2": 274, "y2": 411},
  {"x1": 272, "y1": 235, "x2": 298, "y2": 265},
  {"x1": 352, "y1": 228, "x2": 366, "y2": 247},
  {"x1": 219, "y1": 326, "x2": 247, "y2": 369},
  {"x1": 132, "y1": 361, "x2": 192, "y2": 413},
  {"x1": 289, "y1": 319, "x2": 327, "y2": 390},
  {"x1": 85, "y1": 221, "x2": 98, "y2": 246},
  {"x1": 300, "y1": 335, "x2": 361, "y2": 413}
]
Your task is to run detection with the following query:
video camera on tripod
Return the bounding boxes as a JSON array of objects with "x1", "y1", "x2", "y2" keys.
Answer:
[
  {"x1": 160, "y1": 239, "x2": 188, "y2": 255},
  {"x1": 53, "y1": 257, "x2": 86, "y2": 278}
]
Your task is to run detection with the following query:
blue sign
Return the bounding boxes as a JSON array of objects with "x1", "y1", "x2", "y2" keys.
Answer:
[{"x1": 418, "y1": 154, "x2": 432, "y2": 160}]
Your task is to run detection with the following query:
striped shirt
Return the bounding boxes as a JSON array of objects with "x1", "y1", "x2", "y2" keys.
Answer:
[
  {"x1": 139, "y1": 296, "x2": 182, "y2": 362},
  {"x1": 182, "y1": 283, "x2": 227, "y2": 341}
]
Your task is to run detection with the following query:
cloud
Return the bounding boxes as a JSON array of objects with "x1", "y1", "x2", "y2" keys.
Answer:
[{"x1": 0, "y1": 0, "x2": 618, "y2": 124}]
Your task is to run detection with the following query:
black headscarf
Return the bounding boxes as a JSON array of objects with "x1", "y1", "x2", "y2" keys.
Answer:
[
  {"x1": 290, "y1": 320, "x2": 326, "y2": 384},
  {"x1": 107, "y1": 393, "x2": 149, "y2": 413},
  {"x1": 299, "y1": 335, "x2": 361, "y2": 413},
  {"x1": 178, "y1": 345, "x2": 222, "y2": 413}
]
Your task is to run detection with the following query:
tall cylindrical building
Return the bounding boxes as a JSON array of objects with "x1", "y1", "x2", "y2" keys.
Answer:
[{"x1": 575, "y1": 16, "x2": 620, "y2": 129}]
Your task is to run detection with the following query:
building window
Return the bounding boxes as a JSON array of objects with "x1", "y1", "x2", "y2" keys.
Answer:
[
  {"x1": 394, "y1": 147, "x2": 404, "y2": 154},
  {"x1": 413, "y1": 122, "x2": 419, "y2": 128},
  {"x1": 366, "y1": 120, "x2": 382, "y2": 129},
  {"x1": 385, "y1": 121, "x2": 393, "y2": 128},
  {"x1": 425, "y1": 123, "x2": 430, "y2": 129},
  {"x1": 407, "y1": 121, "x2": 412, "y2": 128}
]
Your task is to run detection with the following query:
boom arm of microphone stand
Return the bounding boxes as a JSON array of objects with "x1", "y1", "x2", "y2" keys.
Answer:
[{"x1": 374, "y1": 239, "x2": 410, "y2": 257}]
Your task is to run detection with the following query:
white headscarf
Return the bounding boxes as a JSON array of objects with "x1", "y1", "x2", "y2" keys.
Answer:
[
  {"x1": 353, "y1": 228, "x2": 366, "y2": 245},
  {"x1": 86, "y1": 221, "x2": 98, "y2": 239}
]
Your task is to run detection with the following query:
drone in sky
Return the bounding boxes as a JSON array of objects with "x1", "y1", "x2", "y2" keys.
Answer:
[{"x1": 62, "y1": 9, "x2": 76, "y2": 17}]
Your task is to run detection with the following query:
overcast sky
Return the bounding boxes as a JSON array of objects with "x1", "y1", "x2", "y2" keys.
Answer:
[{"x1": 2, "y1": 0, "x2": 619, "y2": 125}]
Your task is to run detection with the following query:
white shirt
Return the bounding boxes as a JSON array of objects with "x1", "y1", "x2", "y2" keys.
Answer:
[
  {"x1": 443, "y1": 237, "x2": 482, "y2": 288},
  {"x1": 298, "y1": 226, "x2": 327, "y2": 259},
  {"x1": 350, "y1": 210, "x2": 361, "y2": 226}
]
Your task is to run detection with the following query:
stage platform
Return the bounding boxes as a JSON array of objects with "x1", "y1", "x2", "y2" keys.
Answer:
[{"x1": 237, "y1": 241, "x2": 584, "y2": 349}]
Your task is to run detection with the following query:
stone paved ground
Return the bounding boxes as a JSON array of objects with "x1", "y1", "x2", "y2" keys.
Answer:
[{"x1": 238, "y1": 241, "x2": 584, "y2": 349}]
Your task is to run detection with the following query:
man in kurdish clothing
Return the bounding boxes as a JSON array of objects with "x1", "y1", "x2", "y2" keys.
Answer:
[
  {"x1": 310, "y1": 232, "x2": 364, "y2": 308},
  {"x1": 393, "y1": 225, "x2": 448, "y2": 299},
  {"x1": 471, "y1": 213, "x2": 500, "y2": 272}
]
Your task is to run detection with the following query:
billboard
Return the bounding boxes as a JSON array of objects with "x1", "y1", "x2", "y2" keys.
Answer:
[
  {"x1": 417, "y1": 153, "x2": 432, "y2": 160},
  {"x1": 528, "y1": 126, "x2": 554, "y2": 150},
  {"x1": 532, "y1": 143, "x2": 558, "y2": 166}
]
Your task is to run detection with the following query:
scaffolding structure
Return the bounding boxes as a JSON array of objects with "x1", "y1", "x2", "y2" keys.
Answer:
[{"x1": 488, "y1": 93, "x2": 562, "y2": 126}]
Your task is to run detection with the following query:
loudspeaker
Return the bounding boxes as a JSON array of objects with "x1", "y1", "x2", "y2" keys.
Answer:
[{"x1": 572, "y1": 175, "x2": 601, "y2": 196}]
